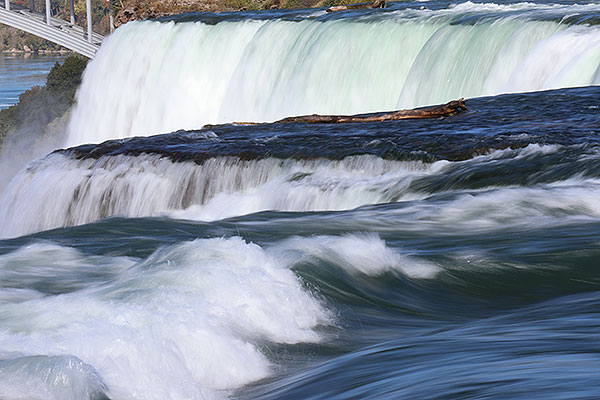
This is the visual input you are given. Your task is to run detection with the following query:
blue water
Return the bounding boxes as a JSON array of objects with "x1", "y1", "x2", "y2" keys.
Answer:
[
  {"x1": 0, "y1": 53, "x2": 66, "y2": 109},
  {"x1": 1, "y1": 1, "x2": 600, "y2": 399}
]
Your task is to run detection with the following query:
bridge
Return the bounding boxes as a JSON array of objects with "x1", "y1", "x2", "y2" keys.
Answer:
[{"x1": 0, "y1": 0, "x2": 108, "y2": 58}]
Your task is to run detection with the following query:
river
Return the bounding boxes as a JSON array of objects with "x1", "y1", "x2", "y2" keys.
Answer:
[
  {"x1": 0, "y1": 53, "x2": 66, "y2": 109},
  {"x1": 0, "y1": 1, "x2": 599, "y2": 399}
]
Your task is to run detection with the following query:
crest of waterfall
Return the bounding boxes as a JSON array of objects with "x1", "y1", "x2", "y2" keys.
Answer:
[{"x1": 65, "y1": 2, "x2": 600, "y2": 146}]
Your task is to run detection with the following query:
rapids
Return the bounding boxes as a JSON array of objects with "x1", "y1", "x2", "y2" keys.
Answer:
[{"x1": 1, "y1": 1, "x2": 600, "y2": 399}]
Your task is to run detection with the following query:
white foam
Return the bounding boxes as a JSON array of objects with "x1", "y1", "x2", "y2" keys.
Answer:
[
  {"x1": 0, "y1": 145, "x2": 594, "y2": 238},
  {"x1": 0, "y1": 237, "x2": 332, "y2": 399},
  {"x1": 270, "y1": 233, "x2": 440, "y2": 279},
  {"x1": 377, "y1": 177, "x2": 600, "y2": 234},
  {"x1": 464, "y1": 143, "x2": 561, "y2": 162},
  {"x1": 0, "y1": 234, "x2": 443, "y2": 398},
  {"x1": 0, "y1": 153, "x2": 441, "y2": 237},
  {"x1": 0, "y1": 242, "x2": 136, "y2": 293},
  {"x1": 0, "y1": 355, "x2": 108, "y2": 400}
]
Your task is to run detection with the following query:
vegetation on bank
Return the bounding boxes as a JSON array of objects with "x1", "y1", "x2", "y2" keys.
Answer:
[
  {"x1": 0, "y1": 55, "x2": 87, "y2": 147},
  {"x1": 112, "y1": 0, "x2": 353, "y2": 26},
  {"x1": 0, "y1": 27, "x2": 63, "y2": 52}
]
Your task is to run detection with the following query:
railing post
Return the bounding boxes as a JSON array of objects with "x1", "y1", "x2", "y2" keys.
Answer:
[
  {"x1": 109, "y1": 0, "x2": 114, "y2": 33},
  {"x1": 5, "y1": 0, "x2": 9, "y2": 11},
  {"x1": 86, "y1": 0, "x2": 92, "y2": 43},
  {"x1": 70, "y1": 0, "x2": 75, "y2": 25},
  {"x1": 45, "y1": 0, "x2": 51, "y2": 25}
]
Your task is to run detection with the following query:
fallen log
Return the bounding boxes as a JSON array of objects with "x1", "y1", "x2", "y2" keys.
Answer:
[
  {"x1": 272, "y1": 98, "x2": 468, "y2": 124},
  {"x1": 203, "y1": 99, "x2": 468, "y2": 128},
  {"x1": 326, "y1": 0, "x2": 385, "y2": 12}
]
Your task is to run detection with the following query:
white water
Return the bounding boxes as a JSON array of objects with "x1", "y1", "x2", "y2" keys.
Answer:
[
  {"x1": 66, "y1": 2, "x2": 600, "y2": 145},
  {"x1": 1, "y1": 145, "x2": 599, "y2": 238},
  {"x1": 0, "y1": 233, "x2": 435, "y2": 399},
  {"x1": 0, "y1": 153, "x2": 441, "y2": 237},
  {"x1": 273, "y1": 233, "x2": 440, "y2": 278},
  {"x1": 0, "y1": 238, "x2": 331, "y2": 399}
]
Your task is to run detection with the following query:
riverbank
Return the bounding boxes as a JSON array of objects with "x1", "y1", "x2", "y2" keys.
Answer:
[
  {"x1": 0, "y1": 55, "x2": 87, "y2": 148},
  {"x1": 112, "y1": 0, "x2": 340, "y2": 27},
  {"x1": 0, "y1": 26, "x2": 64, "y2": 53}
]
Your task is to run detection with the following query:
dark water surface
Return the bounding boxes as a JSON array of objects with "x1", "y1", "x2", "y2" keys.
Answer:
[{"x1": 1, "y1": 85, "x2": 599, "y2": 399}]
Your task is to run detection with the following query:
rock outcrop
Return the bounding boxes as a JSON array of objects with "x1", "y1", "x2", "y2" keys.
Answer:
[{"x1": 326, "y1": 0, "x2": 385, "y2": 12}]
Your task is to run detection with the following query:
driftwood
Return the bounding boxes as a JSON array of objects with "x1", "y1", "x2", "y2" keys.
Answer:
[
  {"x1": 271, "y1": 98, "x2": 468, "y2": 124},
  {"x1": 204, "y1": 99, "x2": 468, "y2": 128},
  {"x1": 326, "y1": 0, "x2": 385, "y2": 12}
]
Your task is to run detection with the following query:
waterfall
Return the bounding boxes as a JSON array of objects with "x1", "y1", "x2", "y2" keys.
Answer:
[{"x1": 65, "y1": 2, "x2": 600, "y2": 146}]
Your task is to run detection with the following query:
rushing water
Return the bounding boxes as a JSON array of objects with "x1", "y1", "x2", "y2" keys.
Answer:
[
  {"x1": 1, "y1": 1, "x2": 600, "y2": 399},
  {"x1": 0, "y1": 53, "x2": 66, "y2": 109},
  {"x1": 66, "y1": 0, "x2": 600, "y2": 146}
]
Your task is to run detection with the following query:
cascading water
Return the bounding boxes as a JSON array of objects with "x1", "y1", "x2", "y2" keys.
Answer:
[
  {"x1": 66, "y1": 2, "x2": 600, "y2": 146},
  {"x1": 3, "y1": 140, "x2": 600, "y2": 238},
  {"x1": 2, "y1": 2, "x2": 600, "y2": 399},
  {"x1": 0, "y1": 153, "x2": 443, "y2": 237}
]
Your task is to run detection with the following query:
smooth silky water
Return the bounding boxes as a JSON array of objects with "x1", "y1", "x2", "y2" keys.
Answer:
[{"x1": 1, "y1": 1, "x2": 599, "y2": 399}]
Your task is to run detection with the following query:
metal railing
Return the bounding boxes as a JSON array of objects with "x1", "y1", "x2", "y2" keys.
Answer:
[{"x1": 0, "y1": 0, "x2": 106, "y2": 58}]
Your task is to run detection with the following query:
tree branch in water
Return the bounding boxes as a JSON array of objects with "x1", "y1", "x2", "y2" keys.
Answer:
[{"x1": 271, "y1": 98, "x2": 468, "y2": 124}]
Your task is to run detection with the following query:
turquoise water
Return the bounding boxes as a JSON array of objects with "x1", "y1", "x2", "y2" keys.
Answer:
[{"x1": 0, "y1": 53, "x2": 66, "y2": 109}]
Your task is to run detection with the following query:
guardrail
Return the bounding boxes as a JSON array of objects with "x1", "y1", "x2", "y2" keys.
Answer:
[{"x1": 0, "y1": 0, "x2": 105, "y2": 58}]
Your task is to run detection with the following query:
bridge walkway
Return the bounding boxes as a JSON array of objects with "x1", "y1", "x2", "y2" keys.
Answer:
[{"x1": 0, "y1": 2, "x2": 104, "y2": 58}]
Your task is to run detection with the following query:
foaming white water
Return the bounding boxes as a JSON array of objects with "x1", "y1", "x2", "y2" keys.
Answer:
[
  {"x1": 0, "y1": 242, "x2": 134, "y2": 293},
  {"x1": 66, "y1": 5, "x2": 600, "y2": 145},
  {"x1": 270, "y1": 233, "x2": 440, "y2": 278},
  {"x1": 0, "y1": 355, "x2": 108, "y2": 400},
  {"x1": 431, "y1": 178, "x2": 600, "y2": 228},
  {"x1": 1, "y1": 144, "x2": 595, "y2": 238},
  {"x1": 0, "y1": 237, "x2": 332, "y2": 399},
  {"x1": 0, "y1": 153, "x2": 443, "y2": 238},
  {"x1": 357, "y1": 175, "x2": 600, "y2": 236}
]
